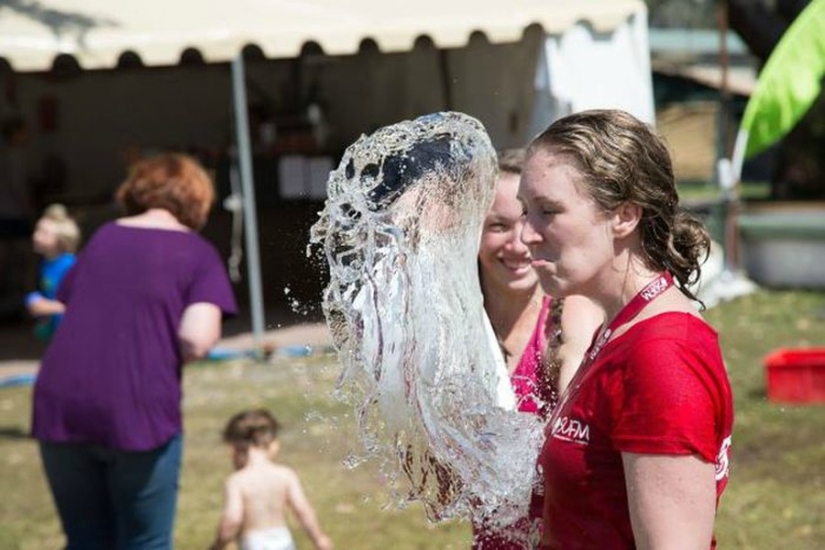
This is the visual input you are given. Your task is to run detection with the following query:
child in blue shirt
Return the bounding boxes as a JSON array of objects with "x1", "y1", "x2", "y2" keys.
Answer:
[{"x1": 25, "y1": 204, "x2": 80, "y2": 340}]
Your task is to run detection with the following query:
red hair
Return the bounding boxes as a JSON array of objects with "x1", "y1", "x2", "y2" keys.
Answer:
[{"x1": 115, "y1": 153, "x2": 214, "y2": 230}]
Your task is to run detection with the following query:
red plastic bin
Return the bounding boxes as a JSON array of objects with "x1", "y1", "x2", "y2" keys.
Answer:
[{"x1": 764, "y1": 348, "x2": 825, "y2": 404}]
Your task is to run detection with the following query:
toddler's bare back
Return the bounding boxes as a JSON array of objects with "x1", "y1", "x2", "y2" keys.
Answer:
[{"x1": 229, "y1": 462, "x2": 297, "y2": 534}]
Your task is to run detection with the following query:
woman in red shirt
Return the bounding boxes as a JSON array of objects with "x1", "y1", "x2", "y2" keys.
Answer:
[{"x1": 519, "y1": 109, "x2": 733, "y2": 549}]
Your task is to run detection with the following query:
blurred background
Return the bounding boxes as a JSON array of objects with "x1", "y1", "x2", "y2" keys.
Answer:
[{"x1": 2, "y1": 0, "x2": 821, "y2": 330}]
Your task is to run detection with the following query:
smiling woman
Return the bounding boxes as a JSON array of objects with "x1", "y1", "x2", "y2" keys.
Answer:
[
  {"x1": 474, "y1": 148, "x2": 602, "y2": 549},
  {"x1": 312, "y1": 112, "x2": 563, "y2": 538},
  {"x1": 520, "y1": 109, "x2": 733, "y2": 550}
]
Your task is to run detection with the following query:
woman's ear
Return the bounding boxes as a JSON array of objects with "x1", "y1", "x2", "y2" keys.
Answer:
[{"x1": 611, "y1": 202, "x2": 642, "y2": 239}]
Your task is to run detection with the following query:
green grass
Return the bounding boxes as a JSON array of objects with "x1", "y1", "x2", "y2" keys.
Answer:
[
  {"x1": 1, "y1": 290, "x2": 825, "y2": 549},
  {"x1": 704, "y1": 291, "x2": 825, "y2": 549},
  {"x1": 676, "y1": 180, "x2": 773, "y2": 203},
  {"x1": 0, "y1": 355, "x2": 470, "y2": 550}
]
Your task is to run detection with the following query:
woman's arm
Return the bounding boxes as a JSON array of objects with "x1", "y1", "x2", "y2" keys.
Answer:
[
  {"x1": 178, "y1": 302, "x2": 222, "y2": 362},
  {"x1": 622, "y1": 452, "x2": 717, "y2": 550}
]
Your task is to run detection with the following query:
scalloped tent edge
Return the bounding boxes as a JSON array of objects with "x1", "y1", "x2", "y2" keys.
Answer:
[{"x1": 0, "y1": 0, "x2": 643, "y2": 72}]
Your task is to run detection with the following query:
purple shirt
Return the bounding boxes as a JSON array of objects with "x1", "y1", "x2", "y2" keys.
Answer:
[{"x1": 32, "y1": 222, "x2": 237, "y2": 451}]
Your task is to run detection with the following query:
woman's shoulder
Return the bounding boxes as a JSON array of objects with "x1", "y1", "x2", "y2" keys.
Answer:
[
  {"x1": 83, "y1": 222, "x2": 221, "y2": 265},
  {"x1": 100, "y1": 220, "x2": 215, "y2": 246},
  {"x1": 633, "y1": 311, "x2": 716, "y2": 340},
  {"x1": 78, "y1": 220, "x2": 118, "y2": 248},
  {"x1": 619, "y1": 312, "x2": 722, "y2": 372}
]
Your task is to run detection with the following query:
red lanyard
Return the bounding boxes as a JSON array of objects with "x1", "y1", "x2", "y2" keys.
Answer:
[
  {"x1": 547, "y1": 272, "x2": 675, "y2": 434},
  {"x1": 583, "y1": 271, "x2": 675, "y2": 367}
]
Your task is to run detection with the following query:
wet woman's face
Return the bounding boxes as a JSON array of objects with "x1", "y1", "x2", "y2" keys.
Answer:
[
  {"x1": 518, "y1": 150, "x2": 614, "y2": 298},
  {"x1": 478, "y1": 172, "x2": 537, "y2": 295}
]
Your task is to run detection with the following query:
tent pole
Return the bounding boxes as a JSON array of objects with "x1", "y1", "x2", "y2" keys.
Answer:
[{"x1": 231, "y1": 54, "x2": 266, "y2": 357}]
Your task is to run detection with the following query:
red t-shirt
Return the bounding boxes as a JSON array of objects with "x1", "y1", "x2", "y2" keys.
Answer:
[{"x1": 539, "y1": 312, "x2": 733, "y2": 550}]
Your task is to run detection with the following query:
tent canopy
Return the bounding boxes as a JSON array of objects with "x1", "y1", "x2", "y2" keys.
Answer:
[
  {"x1": 0, "y1": 0, "x2": 654, "y2": 193},
  {"x1": 0, "y1": 0, "x2": 644, "y2": 71},
  {"x1": 0, "y1": 0, "x2": 652, "y2": 349}
]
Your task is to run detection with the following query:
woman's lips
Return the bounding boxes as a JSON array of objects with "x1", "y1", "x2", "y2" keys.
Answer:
[
  {"x1": 530, "y1": 258, "x2": 553, "y2": 268},
  {"x1": 502, "y1": 259, "x2": 533, "y2": 274}
]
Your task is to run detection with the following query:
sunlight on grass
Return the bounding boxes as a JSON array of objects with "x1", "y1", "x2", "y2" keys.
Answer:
[
  {"x1": 1, "y1": 289, "x2": 824, "y2": 548},
  {"x1": 178, "y1": 356, "x2": 472, "y2": 549},
  {"x1": 676, "y1": 180, "x2": 772, "y2": 203}
]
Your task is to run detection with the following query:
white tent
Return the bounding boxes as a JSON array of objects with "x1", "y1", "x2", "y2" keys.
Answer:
[
  {"x1": 0, "y1": 1, "x2": 643, "y2": 67},
  {"x1": 0, "y1": 0, "x2": 655, "y2": 348},
  {"x1": 1, "y1": 1, "x2": 654, "y2": 138}
]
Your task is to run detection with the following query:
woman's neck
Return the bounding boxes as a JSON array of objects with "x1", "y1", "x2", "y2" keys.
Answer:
[
  {"x1": 596, "y1": 259, "x2": 662, "y2": 325},
  {"x1": 119, "y1": 208, "x2": 188, "y2": 230},
  {"x1": 483, "y1": 282, "x2": 542, "y2": 341}
]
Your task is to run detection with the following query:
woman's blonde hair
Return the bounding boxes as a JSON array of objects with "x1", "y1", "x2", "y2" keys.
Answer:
[{"x1": 497, "y1": 148, "x2": 526, "y2": 176}]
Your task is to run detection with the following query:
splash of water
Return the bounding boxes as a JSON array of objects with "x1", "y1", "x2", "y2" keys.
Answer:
[{"x1": 310, "y1": 112, "x2": 544, "y2": 532}]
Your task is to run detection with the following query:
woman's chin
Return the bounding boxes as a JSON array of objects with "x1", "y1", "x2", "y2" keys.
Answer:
[{"x1": 504, "y1": 277, "x2": 539, "y2": 295}]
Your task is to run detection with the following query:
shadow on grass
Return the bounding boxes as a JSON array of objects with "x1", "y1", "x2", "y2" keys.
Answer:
[
  {"x1": 0, "y1": 425, "x2": 30, "y2": 440},
  {"x1": 748, "y1": 387, "x2": 768, "y2": 400}
]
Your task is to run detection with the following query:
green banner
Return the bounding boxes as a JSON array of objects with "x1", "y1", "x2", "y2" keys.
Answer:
[{"x1": 741, "y1": 0, "x2": 825, "y2": 158}]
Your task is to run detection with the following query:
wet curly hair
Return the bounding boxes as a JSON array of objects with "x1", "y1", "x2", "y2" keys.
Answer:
[{"x1": 528, "y1": 109, "x2": 710, "y2": 303}]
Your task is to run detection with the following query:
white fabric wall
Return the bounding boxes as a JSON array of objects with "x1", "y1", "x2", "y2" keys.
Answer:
[
  {"x1": 446, "y1": 31, "x2": 541, "y2": 149},
  {"x1": 529, "y1": 12, "x2": 655, "y2": 139}
]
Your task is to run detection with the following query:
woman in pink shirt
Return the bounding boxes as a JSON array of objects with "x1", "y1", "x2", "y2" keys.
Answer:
[{"x1": 474, "y1": 149, "x2": 602, "y2": 549}]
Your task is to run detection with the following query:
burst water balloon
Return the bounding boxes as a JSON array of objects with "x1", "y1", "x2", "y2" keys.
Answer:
[{"x1": 310, "y1": 112, "x2": 544, "y2": 531}]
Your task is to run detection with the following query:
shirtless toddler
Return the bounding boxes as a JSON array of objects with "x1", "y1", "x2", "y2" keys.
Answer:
[{"x1": 210, "y1": 409, "x2": 333, "y2": 550}]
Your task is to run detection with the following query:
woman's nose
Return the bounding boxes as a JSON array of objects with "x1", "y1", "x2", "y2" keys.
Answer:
[
  {"x1": 520, "y1": 215, "x2": 541, "y2": 246},
  {"x1": 507, "y1": 223, "x2": 531, "y2": 253}
]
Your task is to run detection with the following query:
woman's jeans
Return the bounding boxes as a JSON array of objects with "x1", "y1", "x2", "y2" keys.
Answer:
[{"x1": 39, "y1": 435, "x2": 183, "y2": 550}]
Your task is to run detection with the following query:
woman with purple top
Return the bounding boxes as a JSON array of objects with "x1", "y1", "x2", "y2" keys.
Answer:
[{"x1": 31, "y1": 153, "x2": 237, "y2": 549}]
